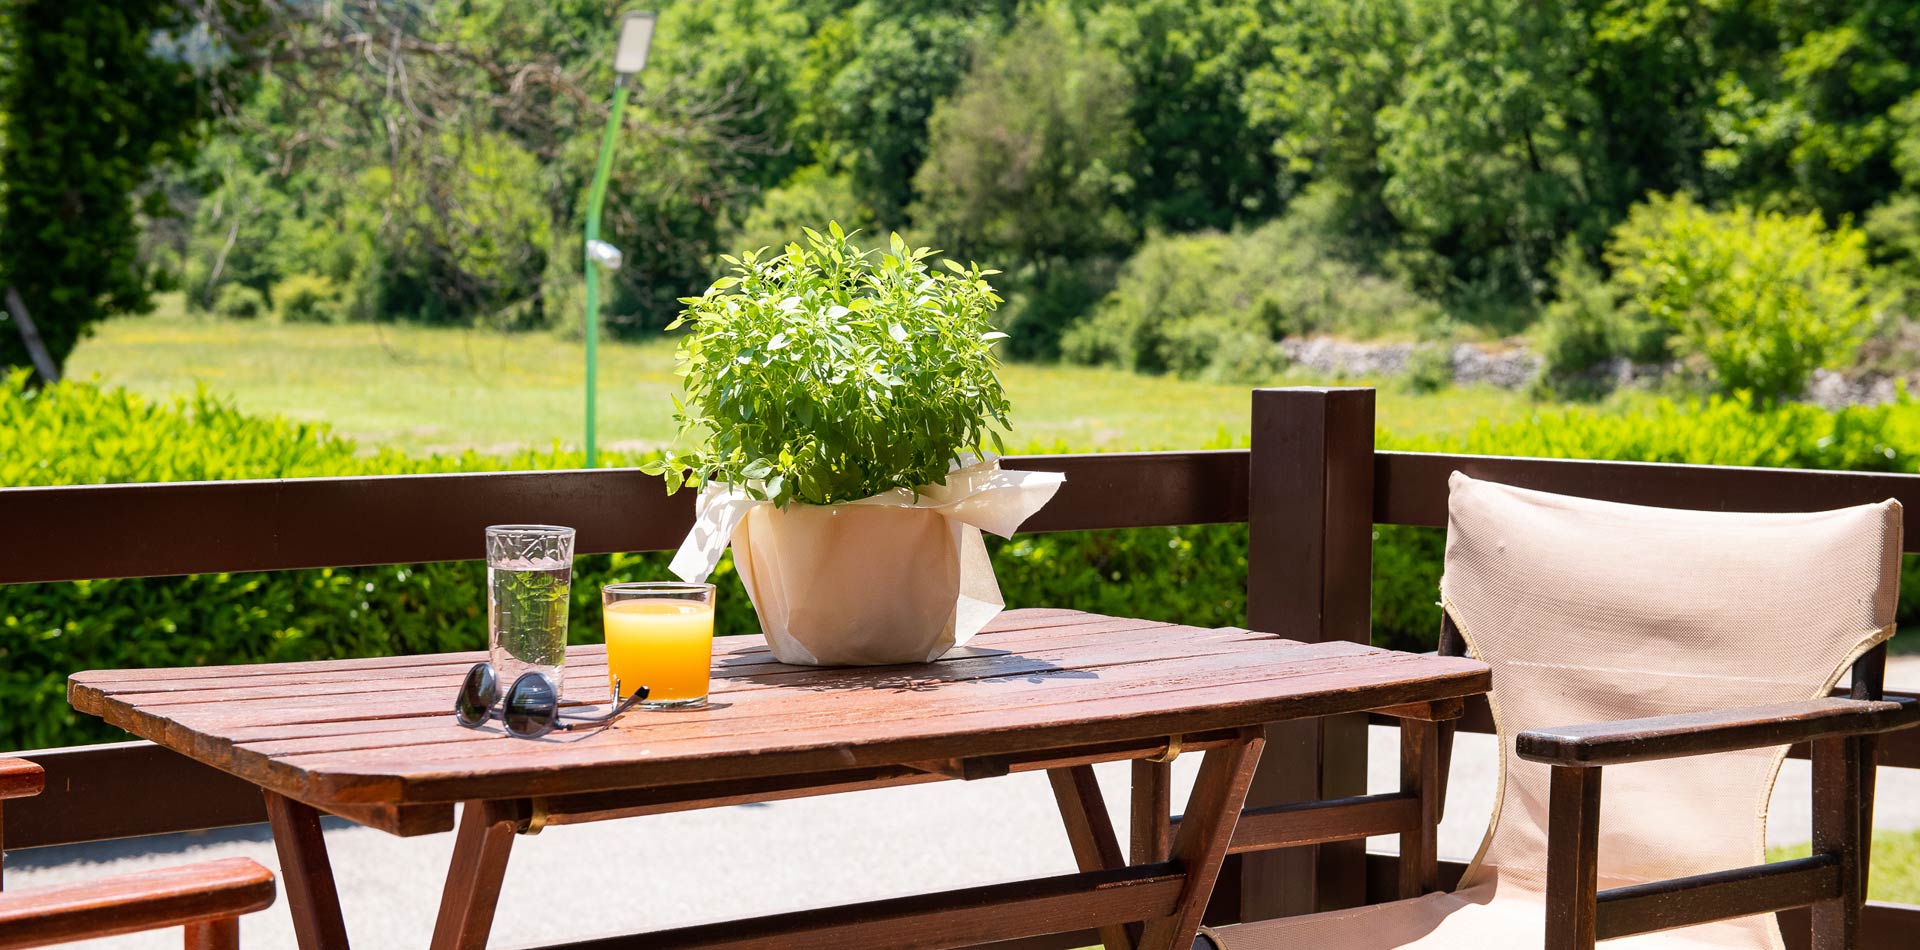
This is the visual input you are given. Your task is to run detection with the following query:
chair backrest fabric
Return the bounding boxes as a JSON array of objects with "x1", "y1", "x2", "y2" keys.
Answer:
[{"x1": 1441, "y1": 473, "x2": 1900, "y2": 920}]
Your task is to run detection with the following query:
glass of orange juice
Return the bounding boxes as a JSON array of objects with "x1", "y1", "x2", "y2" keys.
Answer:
[{"x1": 601, "y1": 582, "x2": 716, "y2": 709}]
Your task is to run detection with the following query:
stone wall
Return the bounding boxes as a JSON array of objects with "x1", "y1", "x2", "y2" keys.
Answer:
[
  {"x1": 1279, "y1": 337, "x2": 1540, "y2": 388},
  {"x1": 1277, "y1": 335, "x2": 1909, "y2": 409}
]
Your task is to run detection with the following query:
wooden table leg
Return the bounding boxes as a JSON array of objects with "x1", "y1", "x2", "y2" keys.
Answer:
[
  {"x1": 430, "y1": 800, "x2": 521, "y2": 950},
  {"x1": 1137, "y1": 728, "x2": 1266, "y2": 950},
  {"x1": 263, "y1": 791, "x2": 351, "y2": 950},
  {"x1": 1048, "y1": 765, "x2": 1135, "y2": 950},
  {"x1": 1399, "y1": 719, "x2": 1441, "y2": 898},
  {"x1": 1129, "y1": 760, "x2": 1172, "y2": 865}
]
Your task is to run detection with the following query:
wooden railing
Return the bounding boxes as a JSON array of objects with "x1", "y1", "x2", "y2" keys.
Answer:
[
  {"x1": 0, "y1": 451, "x2": 1248, "y2": 585},
  {"x1": 4, "y1": 386, "x2": 1916, "y2": 949}
]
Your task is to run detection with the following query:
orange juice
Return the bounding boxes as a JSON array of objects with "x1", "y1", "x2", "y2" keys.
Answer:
[{"x1": 604, "y1": 599, "x2": 714, "y2": 705}]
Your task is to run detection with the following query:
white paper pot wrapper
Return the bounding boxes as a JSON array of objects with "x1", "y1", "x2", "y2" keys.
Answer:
[{"x1": 669, "y1": 457, "x2": 1064, "y2": 666}]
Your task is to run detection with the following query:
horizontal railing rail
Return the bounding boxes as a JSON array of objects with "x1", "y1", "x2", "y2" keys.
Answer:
[
  {"x1": 0, "y1": 451, "x2": 1248, "y2": 585},
  {"x1": 6, "y1": 742, "x2": 266, "y2": 849},
  {"x1": 14, "y1": 448, "x2": 1916, "y2": 586},
  {"x1": 1377, "y1": 451, "x2": 1920, "y2": 545}
]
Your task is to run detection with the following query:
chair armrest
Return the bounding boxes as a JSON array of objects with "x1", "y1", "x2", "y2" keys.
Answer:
[
  {"x1": 1516, "y1": 696, "x2": 1920, "y2": 767},
  {"x1": 0, "y1": 857, "x2": 275, "y2": 949},
  {"x1": 0, "y1": 759, "x2": 42, "y2": 801}
]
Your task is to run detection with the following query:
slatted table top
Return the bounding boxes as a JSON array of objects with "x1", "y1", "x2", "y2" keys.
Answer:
[{"x1": 70, "y1": 609, "x2": 1487, "y2": 826}]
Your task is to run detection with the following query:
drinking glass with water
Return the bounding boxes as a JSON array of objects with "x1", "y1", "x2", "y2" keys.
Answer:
[{"x1": 485, "y1": 525, "x2": 575, "y2": 687}]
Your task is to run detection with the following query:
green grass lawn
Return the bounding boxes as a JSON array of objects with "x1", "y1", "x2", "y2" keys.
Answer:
[
  {"x1": 67, "y1": 302, "x2": 1589, "y2": 455},
  {"x1": 1773, "y1": 830, "x2": 1920, "y2": 904}
]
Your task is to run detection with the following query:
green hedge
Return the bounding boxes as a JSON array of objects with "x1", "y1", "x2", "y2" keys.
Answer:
[
  {"x1": 0, "y1": 373, "x2": 755, "y2": 748},
  {"x1": 4, "y1": 372, "x2": 1918, "y2": 750}
]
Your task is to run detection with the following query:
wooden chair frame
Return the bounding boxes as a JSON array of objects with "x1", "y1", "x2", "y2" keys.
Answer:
[
  {"x1": 1471, "y1": 609, "x2": 1918, "y2": 950},
  {"x1": 1190, "y1": 556, "x2": 1918, "y2": 950}
]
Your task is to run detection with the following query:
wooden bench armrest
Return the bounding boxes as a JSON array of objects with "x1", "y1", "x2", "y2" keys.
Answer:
[
  {"x1": 0, "y1": 857, "x2": 275, "y2": 949},
  {"x1": 0, "y1": 759, "x2": 43, "y2": 801},
  {"x1": 1516, "y1": 696, "x2": 1920, "y2": 767}
]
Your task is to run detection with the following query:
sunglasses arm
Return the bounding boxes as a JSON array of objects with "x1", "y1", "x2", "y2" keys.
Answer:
[{"x1": 555, "y1": 686, "x2": 650, "y2": 728}]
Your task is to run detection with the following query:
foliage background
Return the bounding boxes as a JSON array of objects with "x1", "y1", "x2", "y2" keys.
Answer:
[{"x1": 6, "y1": 0, "x2": 1919, "y2": 400}]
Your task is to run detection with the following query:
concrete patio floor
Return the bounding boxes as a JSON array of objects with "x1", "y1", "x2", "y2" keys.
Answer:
[{"x1": 16, "y1": 692, "x2": 1920, "y2": 950}]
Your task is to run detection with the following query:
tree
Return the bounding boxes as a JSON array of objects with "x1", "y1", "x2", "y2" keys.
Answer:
[
  {"x1": 1089, "y1": 0, "x2": 1283, "y2": 233},
  {"x1": 727, "y1": 165, "x2": 878, "y2": 257},
  {"x1": 1607, "y1": 194, "x2": 1883, "y2": 399},
  {"x1": 1235, "y1": 0, "x2": 1920, "y2": 320},
  {"x1": 647, "y1": 0, "x2": 812, "y2": 194},
  {"x1": 1865, "y1": 92, "x2": 1920, "y2": 300},
  {"x1": 1704, "y1": 0, "x2": 1920, "y2": 219},
  {"x1": 911, "y1": 3, "x2": 1136, "y2": 270},
  {"x1": 150, "y1": 0, "x2": 799, "y2": 334},
  {"x1": 0, "y1": 0, "x2": 252, "y2": 379},
  {"x1": 795, "y1": 1, "x2": 1007, "y2": 224},
  {"x1": 1242, "y1": 0, "x2": 1415, "y2": 259},
  {"x1": 372, "y1": 132, "x2": 554, "y2": 327},
  {"x1": 1373, "y1": 0, "x2": 1603, "y2": 297}
]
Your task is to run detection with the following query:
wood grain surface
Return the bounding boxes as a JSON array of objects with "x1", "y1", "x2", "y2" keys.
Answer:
[
  {"x1": 0, "y1": 857, "x2": 273, "y2": 950},
  {"x1": 1516, "y1": 697, "x2": 1919, "y2": 766},
  {"x1": 70, "y1": 610, "x2": 1487, "y2": 821},
  {"x1": 0, "y1": 759, "x2": 43, "y2": 802}
]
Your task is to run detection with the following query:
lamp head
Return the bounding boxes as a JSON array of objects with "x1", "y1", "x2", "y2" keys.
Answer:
[
  {"x1": 614, "y1": 11, "x2": 656, "y2": 79},
  {"x1": 586, "y1": 240, "x2": 625, "y2": 272}
]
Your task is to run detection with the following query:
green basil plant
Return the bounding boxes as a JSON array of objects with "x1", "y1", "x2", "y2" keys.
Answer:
[{"x1": 646, "y1": 223, "x2": 1012, "y2": 506}]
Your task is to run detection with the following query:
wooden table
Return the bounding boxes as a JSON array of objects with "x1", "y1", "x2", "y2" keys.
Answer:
[{"x1": 69, "y1": 609, "x2": 1489, "y2": 950}]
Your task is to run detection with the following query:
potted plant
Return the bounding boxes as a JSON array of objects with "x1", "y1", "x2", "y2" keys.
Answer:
[{"x1": 655, "y1": 224, "x2": 1062, "y2": 665}]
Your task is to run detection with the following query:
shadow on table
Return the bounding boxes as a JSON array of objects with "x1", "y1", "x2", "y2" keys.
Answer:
[{"x1": 709, "y1": 643, "x2": 1098, "y2": 694}]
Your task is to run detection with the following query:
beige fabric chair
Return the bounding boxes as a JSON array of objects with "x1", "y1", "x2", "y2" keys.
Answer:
[{"x1": 1205, "y1": 473, "x2": 1913, "y2": 950}]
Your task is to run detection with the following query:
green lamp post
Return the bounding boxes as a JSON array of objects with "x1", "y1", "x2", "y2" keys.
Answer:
[{"x1": 584, "y1": 10, "x2": 656, "y2": 467}]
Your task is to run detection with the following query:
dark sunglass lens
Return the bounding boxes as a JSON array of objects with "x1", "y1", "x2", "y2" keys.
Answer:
[
  {"x1": 454, "y1": 664, "x2": 498, "y2": 727},
  {"x1": 503, "y1": 672, "x2": 559, "y2": 738}
]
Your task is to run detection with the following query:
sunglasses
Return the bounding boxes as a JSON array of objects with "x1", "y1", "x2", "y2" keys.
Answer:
[{"x1": 453, "y1": 663, "x2": 648, "y2": 739}]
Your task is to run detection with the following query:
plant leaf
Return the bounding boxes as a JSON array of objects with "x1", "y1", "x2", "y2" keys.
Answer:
[{"x1": 663, "y1": 222, "x2": 1011, "y2": 505}]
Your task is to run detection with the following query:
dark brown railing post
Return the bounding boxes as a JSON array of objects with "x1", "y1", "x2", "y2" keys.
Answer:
[{"x1": 1240, "y1": 387, "x2": 1377, "y2": 920}]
